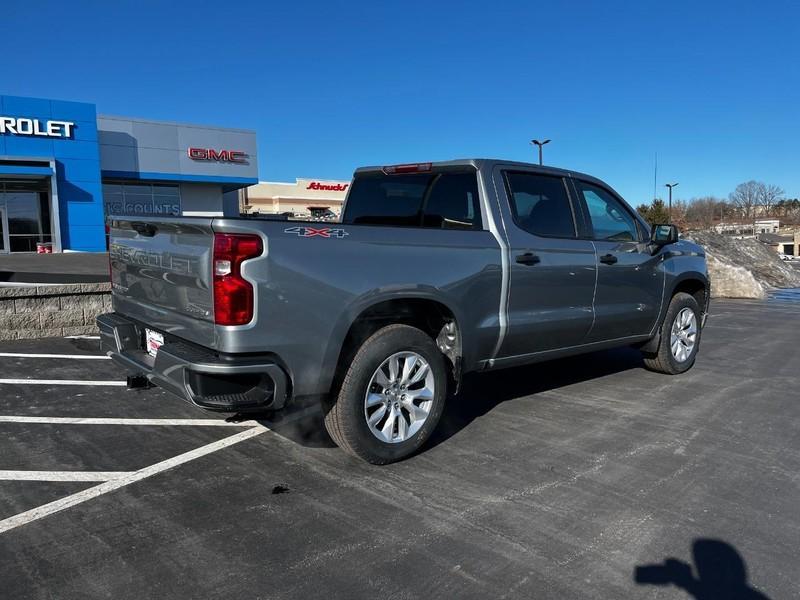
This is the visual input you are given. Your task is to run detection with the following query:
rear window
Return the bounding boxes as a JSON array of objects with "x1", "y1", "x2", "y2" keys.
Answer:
[{"x1": 342, "y1": 171, "x2": 482, "y2": 230}]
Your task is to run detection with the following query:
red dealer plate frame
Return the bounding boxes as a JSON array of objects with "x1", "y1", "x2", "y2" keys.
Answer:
[{"x1": 145, "y1": 329, "x2": 164, "y2": 358}]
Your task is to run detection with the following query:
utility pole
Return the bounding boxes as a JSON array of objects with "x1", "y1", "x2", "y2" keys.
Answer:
[
  {"x1": 653, "y1": 152, "x2": 658, "y2": 201},
  {"x1": 665, "y1": 182, "x2": 679, "y2": 223},
  {"x1": 531, "y1": 139, "x2": 550, "y2": 165}
]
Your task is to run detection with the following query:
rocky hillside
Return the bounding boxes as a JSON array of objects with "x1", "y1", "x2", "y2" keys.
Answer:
[{"x1": 686, "y1": 231, "x2": 800, "y2": 299}]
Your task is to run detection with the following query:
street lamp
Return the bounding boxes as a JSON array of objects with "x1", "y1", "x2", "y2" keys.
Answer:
[
  {"x1": 665, "y1": 182, "x2": 679, "y2": 222},
  {"x1": 531, "y1": 139, "x2": 551, "y2": 166}
]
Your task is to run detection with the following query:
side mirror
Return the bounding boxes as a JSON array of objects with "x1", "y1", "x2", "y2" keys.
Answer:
[
  {"x1": 650, "y1": 223, "x2": 679, "y2": 246},
  {"x1": 647, "y1": 224, "x2": 679, "y2": 255}
]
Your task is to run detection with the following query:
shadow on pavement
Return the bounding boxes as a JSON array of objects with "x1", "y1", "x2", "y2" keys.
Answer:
[
  {"x1": 254, "y1": 402, "x2": 338, "y2": 449},
  {"x1": 635, "y1": 539, "x2": 770, "y2": 599},
  {"x1": 425, "y1": 345, "x2": 644, "y2": 450},
  {"x1": 254, "y1": 346, "x2": 646, "y2": 453}
]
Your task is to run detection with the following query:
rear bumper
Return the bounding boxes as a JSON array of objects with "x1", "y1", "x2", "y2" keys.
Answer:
[{"x1": 97, "y1": 312, "x2": 289, "y2": 413}]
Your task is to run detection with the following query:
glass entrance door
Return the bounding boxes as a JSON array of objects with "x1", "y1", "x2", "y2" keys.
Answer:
[
  {"x1": 0, "y1": 179, "x2": 52, "y2": 252},
  {"x1": 0, "y1": 208, "x2": 9, "y2": 254}
]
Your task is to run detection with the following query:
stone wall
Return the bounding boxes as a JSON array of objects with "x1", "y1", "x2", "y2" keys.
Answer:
[{"x1": 0, "y1": 283, "x2": 111, "y2": 340}]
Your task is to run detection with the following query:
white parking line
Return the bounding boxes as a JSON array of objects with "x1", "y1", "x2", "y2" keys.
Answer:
[
  {"x1": 0, "y1": 471, "x2": 133, "y2": 482},
  {"x1": 0, "y1": 406, "x2": 317, "y2": 535},
  {"x1": 0, "y1": 416, "x2": 262, "y2": 427},
  {"x1": 0, "y1": 427, "x2": 265, "y2": 535},
  {"x1": 0, "y1": 353, "x2": 110, "y2": 360},
  {"x1": 0, "y1": 379, "x2": 125, "y2": 386}
]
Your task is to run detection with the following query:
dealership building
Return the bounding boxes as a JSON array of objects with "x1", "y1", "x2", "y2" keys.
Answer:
[{"x1": 0, "y1": 94, "x2": 258, "y2": 253}]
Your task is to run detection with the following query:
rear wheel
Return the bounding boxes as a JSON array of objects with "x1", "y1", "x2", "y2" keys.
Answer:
[
  {"x1": 324, "y1": 324, "x2": 448, "y2": 464},
  {"x1": 643, "y1": 292, "x2": 702, "y2": 375}
]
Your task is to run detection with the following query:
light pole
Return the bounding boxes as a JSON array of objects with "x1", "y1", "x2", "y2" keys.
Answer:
[
  {"x1": 665, "y1": 182, "x2": 679, "y2": 223},
  {"x1": 531, "y1": 139, "x2": 550, "y2": 165}
]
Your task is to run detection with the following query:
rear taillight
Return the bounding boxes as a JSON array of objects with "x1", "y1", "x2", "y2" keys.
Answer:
[
  {"x1": 381, "y1": 162, "x2": 432, "y2": 175},
  {"x1": 213, "y1": 233, "x2": 263, "y2": 326}
]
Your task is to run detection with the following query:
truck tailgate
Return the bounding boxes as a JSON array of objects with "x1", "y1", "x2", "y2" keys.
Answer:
[{"x1": 109, "y1": 217, "x2": 216, "y2": 348}]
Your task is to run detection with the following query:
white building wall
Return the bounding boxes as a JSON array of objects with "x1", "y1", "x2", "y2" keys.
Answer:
[{"x1": 245, "y1": 178, "x2": 350, "y2": 218}]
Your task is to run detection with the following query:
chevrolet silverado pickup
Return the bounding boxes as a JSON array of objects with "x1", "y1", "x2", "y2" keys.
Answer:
[{"x1": 98, "y1": 159, "x2": 709, "y2": 464}]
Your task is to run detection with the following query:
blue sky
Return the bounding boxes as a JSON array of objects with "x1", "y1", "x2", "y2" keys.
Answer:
[{"x1": 2, "y1": 0, "x2": 798, "y2": 203}]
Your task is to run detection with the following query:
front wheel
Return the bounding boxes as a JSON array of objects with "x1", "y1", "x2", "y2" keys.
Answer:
[
  {"x1": 642, "y1": 292, "x2": 702, "y2": 375},
  {"x1": 324, "y1": 324, "x2": 448, "y2": 464}
]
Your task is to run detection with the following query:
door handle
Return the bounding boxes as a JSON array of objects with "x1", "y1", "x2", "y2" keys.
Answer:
[
  {"x1": 515, "y1": 252, "x2": 541, "y2": 266},
  {"x1": 599, "y1": 253, "x2": 618, "y2": 265}
]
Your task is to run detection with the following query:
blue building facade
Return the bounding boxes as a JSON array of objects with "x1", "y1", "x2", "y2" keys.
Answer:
[{"x1": 0, "y1": 94, "x2": 258, "y2": 253}]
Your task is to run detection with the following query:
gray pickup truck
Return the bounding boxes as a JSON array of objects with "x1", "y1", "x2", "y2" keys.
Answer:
[{"x1": 98, "y1": 159, "x2": 709, "y2": 464}]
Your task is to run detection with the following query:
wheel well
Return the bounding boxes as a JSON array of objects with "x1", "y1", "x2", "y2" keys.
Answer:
[
  {"x1": 334, "y1": 299, "x2": 462, "y2": 393},
  {"x1": 673, "y1": 279, "x2": 707, "y2": 313},
  {"x1": 639, "y1": 278, "x2": 709, "y2": 356}
]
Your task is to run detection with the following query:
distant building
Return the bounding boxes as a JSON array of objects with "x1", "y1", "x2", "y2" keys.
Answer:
[
  {"x1": 0, "y1": 94, "x2": 258, "y2": 253},
  {"x1": 758, "y1": 231, "x2": 800, "y2": 256},
  {"x1": 244, "y1": 178, "x2": 350, "y2": 220},
  {"x1": 714, "y1": 219, "x2": 780, "y2": 236}
]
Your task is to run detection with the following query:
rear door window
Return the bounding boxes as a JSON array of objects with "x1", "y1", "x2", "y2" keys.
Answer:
[
  {"x1": 504, "y1": 172, "x2": 577, "y2": 238},
  {"x1": 422, "y1": 173, "x2": 481, "y2": 230},
  {"x1": 343, "y1": 172, "x2": 481, "y2": 229}
]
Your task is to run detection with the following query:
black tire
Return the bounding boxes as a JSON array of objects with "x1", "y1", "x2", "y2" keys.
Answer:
[
  {"x1": 643, "y1": 292, "x2": 702, "y2": 375},
  {"x1": 324, "y1": 324, "x2": 448, "y2": 464}
]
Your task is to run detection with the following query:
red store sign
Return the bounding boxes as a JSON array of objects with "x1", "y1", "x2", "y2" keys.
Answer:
[{"x1": 306, "y1": 181, "x2": 349, "y2": 192}]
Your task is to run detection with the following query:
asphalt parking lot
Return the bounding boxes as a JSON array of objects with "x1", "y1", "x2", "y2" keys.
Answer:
[{"x1": 0, "y1": 299, "x2": 797, "y2": 599}]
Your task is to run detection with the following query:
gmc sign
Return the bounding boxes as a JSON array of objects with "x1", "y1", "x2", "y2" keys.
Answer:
[{"x1": 188, "y1": 147, "x2": 248, "y2": 163}]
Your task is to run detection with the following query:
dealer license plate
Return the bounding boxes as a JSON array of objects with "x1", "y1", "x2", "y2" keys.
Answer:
[{"x1": 145, "y1": 329, "x2": 164, "y2": 358}]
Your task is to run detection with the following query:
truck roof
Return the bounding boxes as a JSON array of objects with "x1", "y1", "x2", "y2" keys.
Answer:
[{"x1": 353, "y1": 159, "x2": 609, "y2": 188}]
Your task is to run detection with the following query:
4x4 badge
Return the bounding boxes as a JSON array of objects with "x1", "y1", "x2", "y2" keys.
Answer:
[{"x1": 284, "y1": 226, "x2": 349, "y2": 239}]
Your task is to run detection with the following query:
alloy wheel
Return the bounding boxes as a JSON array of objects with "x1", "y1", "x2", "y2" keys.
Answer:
[
  {"x1": 364, "y1": 351, "x2": 435, "y2": 443},
  {"x1": 670, "y1": 307, "x2": 698, "y2": 362}
]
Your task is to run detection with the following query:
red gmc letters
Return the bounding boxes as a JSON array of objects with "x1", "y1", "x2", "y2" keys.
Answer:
[{"x1": 188, "y1": 148, "x2": 248, "y2": 163}]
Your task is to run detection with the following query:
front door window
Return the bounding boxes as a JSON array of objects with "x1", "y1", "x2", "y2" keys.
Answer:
[{"x1": 574, "y1": 181, "x2": 640, "y2": 242}]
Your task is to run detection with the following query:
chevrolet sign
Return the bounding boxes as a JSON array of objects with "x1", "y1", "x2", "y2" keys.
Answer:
[{"x1": 0, "y1": 116, "x2": 75, "y2": 138}]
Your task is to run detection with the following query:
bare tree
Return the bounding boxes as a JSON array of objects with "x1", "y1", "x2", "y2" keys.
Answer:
[
  {"x1": 757, "y1": 183, "x2": 785, "y2": 216},
  {"x1": 686, "y1": 196, "x2": 722, "y2": 230},
  {"x1": 779, "y1": 198, "x2": 800, "y2": 225},
  {"x1": 729, "y1": 181, "x2": 761, "y2": 221},
  {"x1": 671, "y1": 199, "x2": 690, "y2": 229}
]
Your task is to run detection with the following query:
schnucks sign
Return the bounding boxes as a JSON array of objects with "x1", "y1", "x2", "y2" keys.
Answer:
[
  {"x1": 306, "y1": 181, "x2": 349, "y2": 191},
  {"x1": 0, "y1": 116, "x2": 75, "y2": 138}
]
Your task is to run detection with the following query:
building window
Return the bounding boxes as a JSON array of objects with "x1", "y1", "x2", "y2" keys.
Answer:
[{"x1": 102, "y1": 182, "x2": 181, "y2": 217}]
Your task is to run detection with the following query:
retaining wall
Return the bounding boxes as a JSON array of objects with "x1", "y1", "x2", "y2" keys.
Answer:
[{"x1": 0, "y1": 283, "x2": 111, "y2": 340}]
